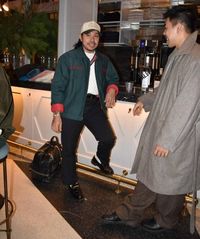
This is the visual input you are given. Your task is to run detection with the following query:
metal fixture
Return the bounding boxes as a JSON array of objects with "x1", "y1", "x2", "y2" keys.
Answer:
[
  {"x1": 7, "y1": 139, "x2": 197, "y2": 205},
  {"x1": 115, "y1": 169, "x2": 128, "y2": 194}
]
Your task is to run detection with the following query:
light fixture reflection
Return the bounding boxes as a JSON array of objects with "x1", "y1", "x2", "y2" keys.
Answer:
[{"x1": 2, "y1": 1, "x2": 9, "y2": 12}]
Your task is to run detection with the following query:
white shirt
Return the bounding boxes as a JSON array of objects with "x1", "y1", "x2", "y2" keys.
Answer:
[{"x1": 85, "y1": 51, "x2": 99, "y2": 95}]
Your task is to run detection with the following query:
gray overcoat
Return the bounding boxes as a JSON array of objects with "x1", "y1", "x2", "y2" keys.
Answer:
[{"x1": 131, "y1": 31, "x2": 200, "y2": 195}]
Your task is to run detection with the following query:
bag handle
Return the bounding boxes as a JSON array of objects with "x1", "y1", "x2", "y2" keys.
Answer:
[{"x1": 50, "y1": 136, "x2": 59, "y2": 144}]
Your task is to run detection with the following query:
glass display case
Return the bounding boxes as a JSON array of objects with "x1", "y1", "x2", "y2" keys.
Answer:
[
  {"x1": 98, "y1": 1, "x2": 121, "y2": 43},
  {"x1": 98, "y1": 0, "x2": 200, "y2": 45},
  {"x1": 98, "y1": 0, "x2": 170, "y2": 45},
  {"x1": 98, "y1": 0, "x2": 200, "y2": 89}
]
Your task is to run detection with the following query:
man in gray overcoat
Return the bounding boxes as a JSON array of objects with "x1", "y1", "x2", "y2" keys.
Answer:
[{"x1": 102, "y1": 5, "x2": 200, "y2": 233}]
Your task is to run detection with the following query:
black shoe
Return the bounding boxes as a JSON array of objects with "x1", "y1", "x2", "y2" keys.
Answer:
[
  {"x1": 102, "y1": 212, "x2": 123, "y2": 224},
  {"x1": 91, "y1": 157, "x2": 114, "y2": 175},
  {"x1": 102, "y1": 212, "x2": 139, "y2": 228},
  {"x1": 67, "y1": 182, "x2": 85, "y2": 201},
  {"x1": 0, "y1": 194, "x2": 4, "y2": 209},
  {"x1": 142, "y1": 218, "x2": 166, "y2": 232}
]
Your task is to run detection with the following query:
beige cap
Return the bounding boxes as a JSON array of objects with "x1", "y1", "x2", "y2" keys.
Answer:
[{"x1": 80, "y1": 21, "x2": 101, "y2": 34}]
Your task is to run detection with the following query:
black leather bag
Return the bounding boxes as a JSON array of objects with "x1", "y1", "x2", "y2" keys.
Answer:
[{"x1": 30, "y1": 136, "x2": 62, "y2": 182}]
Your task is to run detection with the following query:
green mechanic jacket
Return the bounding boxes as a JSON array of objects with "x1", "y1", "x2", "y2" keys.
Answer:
[
  {"x1": 51, "y1": 47, "x2": 119, "y2": 121},
  {"x1": 0, "y1": 66, "x2": 15, "y2": 149}
]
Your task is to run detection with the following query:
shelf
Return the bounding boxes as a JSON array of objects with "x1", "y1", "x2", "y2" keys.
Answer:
[
  {"x1": 99, "y1": 42, "x2": 128, "y2": 46},
  {"x1": 97, "y1": 1, "x2": 200, "y2": 44},
  {"x1": 121, "y1": 19, "x2": 164, "y2": 30},
  {"x1": 98, "y1": 0, "x2": 169, "y2": 44},
  {"x1": 98, "y1": 21, "x2": 120, "y2": 25}
]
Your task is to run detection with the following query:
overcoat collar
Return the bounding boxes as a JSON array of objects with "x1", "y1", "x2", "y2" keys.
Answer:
[{"x1": 173, "y1": 31, "x2": 198, "y2": 56}]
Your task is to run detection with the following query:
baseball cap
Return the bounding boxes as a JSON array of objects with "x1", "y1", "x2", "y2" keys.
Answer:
[{"x1": 80, "y1": 21, "x2": 101, "y2": 34}]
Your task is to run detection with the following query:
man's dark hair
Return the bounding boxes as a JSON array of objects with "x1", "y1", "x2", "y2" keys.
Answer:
[
  {"x1": 163, "y1": 5, "x2": 198, "y2": 33},
  {"x1": 74, "y1": 39, "x2": 82, "y2": 49}
]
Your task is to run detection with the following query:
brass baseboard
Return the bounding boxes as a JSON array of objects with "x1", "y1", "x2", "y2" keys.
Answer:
[{"x1": 7, "y1": 140, "x2": 197, "y2": 205}]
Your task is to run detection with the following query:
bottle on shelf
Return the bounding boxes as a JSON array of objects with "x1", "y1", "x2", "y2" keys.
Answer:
[
  {"x1": 47, "y1": 56, "x2": 51, "y2": 69},
  {"x1": 129, "y1": 55, "x2": 134, "y2": 83},
  {"x1": 148, "y1": 50, "x2": 159, "y2": 92},
  {"x1": 140, "y1": 54, "x2": 151, "y2": 94},
  {"x1": 138, "y1": 39, "x2": 146, "y2": 69},
  {"x1": 134, "y1": 46, "x2": 140, "y2": 86},
  {"x1": 154, "y1": 67, "x2": 164, "y2": 88},
  {"x1": 137, "y1": 39, "x2": 150, "y2": 93},
  {"x1": 129, "y1": 46, "x2": 139, "y2": 86},
  {"x1": 52, "y1": 56, "x2": 57, "y2": 70},
  {"x1": 12, "y1": 54, "x2": 17, "y2": 70},
  {"x1": 150, "y1": 51, "x2": 160, "y2": 89},
  {"x1": 3, "y1": 48, "x2": 10, "y2": 67},
  {"x1": 40, "y1": 55, "x2": 46, "y2": 66},
  {"x1": 19, "y1": 49, "x2": 25, "y2": 67}
]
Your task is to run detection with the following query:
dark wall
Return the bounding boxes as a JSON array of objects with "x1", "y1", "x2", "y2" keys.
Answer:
[{"x1": 98, "y1": 45, "x2": 132, "y2": 85}]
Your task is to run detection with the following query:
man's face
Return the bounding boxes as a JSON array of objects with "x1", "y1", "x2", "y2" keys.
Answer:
[
  {"x1": 80, "y1": 30, "x2": 100, "y2": 53},
  {"x1": 163, "y1": 18, "x2": 179, "y2": 48}
]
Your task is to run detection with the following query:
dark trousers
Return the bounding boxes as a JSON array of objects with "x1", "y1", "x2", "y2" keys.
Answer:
[
  {"x1": 116, "y1": 181, "x2": 185, "y2": 228},
  {"x1": 61, "y1": 97, "x2": 116, "y2": 185}
]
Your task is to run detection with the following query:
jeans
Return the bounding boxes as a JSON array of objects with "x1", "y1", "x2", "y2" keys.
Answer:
[{"x1": 61, "y1": 97, "x2": 116, "y2": 185}]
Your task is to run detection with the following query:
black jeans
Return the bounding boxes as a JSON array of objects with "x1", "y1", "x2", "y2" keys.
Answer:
[{"x1": 61, "y1": 97, "x2": 116, "y2": 185}]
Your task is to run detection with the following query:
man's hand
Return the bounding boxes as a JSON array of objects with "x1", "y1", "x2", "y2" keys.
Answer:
[
  {"x1": 105, "y1": 88, "x2": 116, "y2": 108},
  {"x1": 154, "y1": 144, "x2": 169, "y2": 157},
  {"x1": 51, "y1": 115, "x2": 62, "y2": 133},
  {"x1": 133, "y1": 101, "x2": 144, "y2": 116}
]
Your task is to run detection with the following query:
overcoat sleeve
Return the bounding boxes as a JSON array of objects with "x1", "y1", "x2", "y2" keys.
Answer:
[{"x1": 139, "y1": 87, "x2": 158, "y2": 112}]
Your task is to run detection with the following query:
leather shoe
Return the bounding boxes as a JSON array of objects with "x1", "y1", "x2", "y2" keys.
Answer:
[
  {"x1": 0, "y1": 194, "x2": 4, "y2": 209},
  {"x1": 67, "y1": 182, "x2": 85, "y2": 201},
  {"x1": 142, "y1": 218, "x2": 165, "y2": 232},
  {"x1": 91, "y1": 157, "x2": 114, "y2": 175},
  {"x1": 102, "y1": 212, "x2": 123, "y2": 224},
  {"x1": 102, "y1": 212, "x2": 140, "y2": 228}
]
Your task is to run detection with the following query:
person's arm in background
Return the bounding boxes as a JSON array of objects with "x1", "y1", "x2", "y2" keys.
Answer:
[{"x1": 0, "y1": 66, "x2": 15, "y2": 148}]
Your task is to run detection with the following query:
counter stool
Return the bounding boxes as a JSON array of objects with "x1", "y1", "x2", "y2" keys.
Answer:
[{"x1": 0, "y1": 144, "x2": 14, "y2": 239}]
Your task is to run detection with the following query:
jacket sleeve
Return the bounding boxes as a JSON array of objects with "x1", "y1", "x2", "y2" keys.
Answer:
[
  {"x1": 105, "y1": 59, "x2": 119, "y2": 94},
  {"x1": 51, "y1": 55, "x2": 69, "y2": 111}
]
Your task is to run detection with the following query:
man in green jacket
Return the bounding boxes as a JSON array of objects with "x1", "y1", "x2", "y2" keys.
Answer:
[{"x1": 51, "y1": 21, "x2": 119, "y2": 201}]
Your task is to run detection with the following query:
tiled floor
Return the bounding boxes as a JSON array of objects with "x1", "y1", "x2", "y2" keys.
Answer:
[{"x1": 0, "y1": 157, "x2": 81, "y2": 239}]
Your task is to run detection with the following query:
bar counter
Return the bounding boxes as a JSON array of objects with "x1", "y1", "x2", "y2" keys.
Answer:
[
  {"x1": 11, "y1": 79, "x2": 142, "y2": 102},
  {"x1": 10, "y1": 81, "x2": 148, "y2": 180}
]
